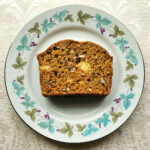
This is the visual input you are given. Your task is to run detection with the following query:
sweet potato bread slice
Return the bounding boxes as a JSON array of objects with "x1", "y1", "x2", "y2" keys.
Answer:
[{"x1": 37, "y1": 39, "x2": 113, "y2": 96}]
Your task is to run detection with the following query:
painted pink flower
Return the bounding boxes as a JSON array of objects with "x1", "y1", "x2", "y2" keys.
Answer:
[
  {"x1": 114, "y1": 98, "x2": 121, "y2": 103},
  {"x1": 50, "y1": 18, "x2": 52, "y2": 22},
  {"x1": 100, "y1": 27, "x2": 105, "y2": 35},
  {"x1": 111, "y1": 107, "x2": 114, "y2": 112},
  {"x1": 37, "y1": 34, "x2": 40, "y2": 38},
  {"x1": 30, "y1": 42, "x2": 37, "y2": 47},
  {"x1": 99, "y1": 124, "x2": 101, "y2": 128},
  {"x1": 44, "y1": 112, "x2": 50, "y2": 119},
  {"x1": 109, "y1": 34, "x2": 113, "y2": 37}
]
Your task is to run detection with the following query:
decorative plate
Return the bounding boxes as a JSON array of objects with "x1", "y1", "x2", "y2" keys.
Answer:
[{"x1": 5, "y1": 5, "x2": 145, "y2": 143}]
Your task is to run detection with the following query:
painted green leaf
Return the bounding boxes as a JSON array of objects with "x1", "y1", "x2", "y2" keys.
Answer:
[
  {"x1": 16, "y1": 56, "x2": 22, "y2": 65},
  {"x1": 82, "y1": 13, "x2": 91, "y2": 19},
  {"x1": 110, "y1": 111, "x2": 116, "y2": 116},
  {"x1": 65, "y1": 122, "x2": 70, "y2": 129},
  {"x1": 31, "y1": 115, "x2": 36, "y2": 122},
  {"x1": 12, "y1": 64, "x2": 19, "y2": 69},
  {"x1": 110, "y1": 111, "x2": 123, "y2": 123},
  {"x1": 76, "y1": 124, "x2": 87, "y2": 132},
  {"x1": 77, "y1": 10, "x2": 82, "y2": 17},
  {"x1": 60, "y1": 127, "x2": 68, "y2": 134},
  {"x1": 25, "y1": 108, "x2": 37, "y2": 121},
  {"x1": 12, "y1": 56, "x2": 27, "y2": 70},
  {"x1": 20, "y1": 61, "x2": 27, "y2": 70},
  {"x1": 29, "y1": 28, "x2": 41, "y2": 34},
  {"x1": 129, "y1": 79, "x2": 135, "y2": 88},
  {"x1": 19, "y1": 75, "x2": 24, "y2": 80},
  {"x1": 116, "y1": 112, "x2": 123, "y2": 117},
  {"x1": 123, "y1": 74, "x2": 138, "y2": 88},
  {"x1": 36, "y1": 29, "x2": 41, "y2": 34},
  {"x1": 77, "y1": 10, "x2": 91, "y2": 25},
  {"x1": 126, "y1": 61, "x2": 133, "y2": 71},
  {"x1": 113, "y1": 25, "x2": 124, "y2": 38},
  {"x1": 64, "y1": 14, "x2": 74, "y2": 22},
  {"x1": 34, "y1": 22, "x2": 39, "y2": 28},
  {"x1": 28, "y1": 22, "x2": 41, "y2": 34},
  {"x1": 68, "y1": 130, "x2": 73, "y2": 137},
  {"x1": 123, "y1": 75, "x2": 130, "y2": 83},
  {"x1": 28, "y1": 28, "x2": 35, "y2": 33},
  {"x1": 118, "y1": 30, "x2": 124, "y2": 35},
  {"x1": 69, "y1": 18, "x2": 74, "y2": 22},
  {"x1": 131, "y1": 75, "x2": 138, "y2": 80},
  {"x1": 60, "y1": 122, "x2": 73, "y2": 137},
  {"x1": 80, "y1": 19, "x2": 85, "y2": 25},
  {"x1": 17, "y1": 75, "x2": 24, "y2": 85},
  {"x1": 114, "y1": 25, "x2": 119, "y2": 31},
  {"x1": 112, "y1": 116, "x2": 117, "y2": 123},
  {"x1": 113, "y1": 32, "x2": 118, "y2": 38},
  {"x1": 25, "y1": 111, "x2": 31, "y2": 115},
  {"x1": 21, "y1": 61, "x2": 27, "y2": 66}
]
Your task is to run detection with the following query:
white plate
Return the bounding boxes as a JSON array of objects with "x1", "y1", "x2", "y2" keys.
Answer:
[{"x1": 5, "y1": 5, "x2": 145, "y2": 143}]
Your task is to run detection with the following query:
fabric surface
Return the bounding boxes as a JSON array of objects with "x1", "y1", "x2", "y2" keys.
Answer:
[{"x1": 0, "y1": 0, "x2": 150, "y2": 150}]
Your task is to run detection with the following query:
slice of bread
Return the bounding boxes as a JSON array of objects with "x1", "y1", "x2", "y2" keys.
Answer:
[{"x1": 37, "y1": 39, "x2": 113, "y2": 96}]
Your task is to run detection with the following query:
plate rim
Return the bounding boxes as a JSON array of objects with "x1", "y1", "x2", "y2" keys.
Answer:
[{"x1": 4, "y1": 4, "x2": 145, "y2": 143}]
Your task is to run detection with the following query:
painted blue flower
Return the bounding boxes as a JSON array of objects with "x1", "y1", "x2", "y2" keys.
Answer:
[
  {"x1": 120, "y1": 93, "x2": 135, "y2": 110},
  {"x1": 38, "y1": 118, "x2": 55, "y2": 134},
  {"x1": 95, "y1": 14, "x2": 111, "y2": 28},
  {"x1": 125, "y1": 49, "x2": 138, "y2": 64},
  {"x1": 41, "y1": 19, "x2": 56, "y2": 33},
  {"x1": 95, "y1": 113, "x2": 111, "y2": 127},
  {"x1": 114, "y1": 37, "x2": 128, "y2": 52},
  {"x1": 12, "y1": 81, "x2": 25, "y2": 97},
  {"x1": 21, "y1": 93, "x2": 35, "y2": 109},
  {"x1": 83, "y1": 123, "x2": 99, "y2": 136},
  {"x1": 52, "y1": 10, "x2": 67, "y2": 23},
  {"x1": 16, "y1": 35, "x2": 31, "y2": 51}
]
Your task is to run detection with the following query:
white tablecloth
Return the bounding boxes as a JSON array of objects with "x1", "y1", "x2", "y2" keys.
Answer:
[{"x1": 0, "y1": 0, "x2": 150, "y2": 149}]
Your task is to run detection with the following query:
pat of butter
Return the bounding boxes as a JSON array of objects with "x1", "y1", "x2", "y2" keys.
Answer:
[
  {"x1": 39, "y1": 65, "x2": 51, "y2": 70},
  {"x1": 77, "y1": 62, "x2": 91, "y2": 72}
]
